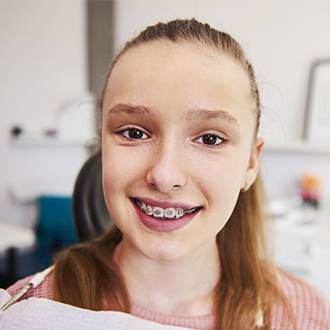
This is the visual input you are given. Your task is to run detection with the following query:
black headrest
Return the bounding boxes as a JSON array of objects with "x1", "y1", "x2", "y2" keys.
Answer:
[{"x1": 73, "y1": 151, "x2": 113, "y2": 241}]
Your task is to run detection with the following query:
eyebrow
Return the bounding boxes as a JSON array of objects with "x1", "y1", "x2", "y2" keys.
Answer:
[
  {"x1": 106, "y1": 103, "x2": 154, "y2": 118},
  {"x1": 106, "y1": 103, "x2": 240, "y2": 127},
  {"x1": 184, "y1": 109, "x2": 240, "y2": 127}
]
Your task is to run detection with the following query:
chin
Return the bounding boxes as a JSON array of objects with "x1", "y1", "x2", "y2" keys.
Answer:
[{"x1": 136, "y1": 235, "x2": 201, "y2": 263}]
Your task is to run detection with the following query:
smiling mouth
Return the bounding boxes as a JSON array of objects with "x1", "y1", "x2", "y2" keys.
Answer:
[{"x1": 133, "y1": 198, "x2": 202, "y2": 220}]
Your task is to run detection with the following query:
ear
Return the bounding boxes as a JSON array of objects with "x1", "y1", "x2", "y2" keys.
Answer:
[
  {"x1": 242, "y1": 137, "x2": 264, "y2": 189},
  {"x1": 98, "y1": 126, "x2": 102, "y2": 143}
]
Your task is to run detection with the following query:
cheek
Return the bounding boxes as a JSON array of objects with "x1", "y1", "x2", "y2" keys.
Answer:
[
  {"x1": 193, "y1": 153, "x2": 246, "y2": 198},
  {"x1": 102, "y1": 146, "x2": 147, "y2": 198},
  {"x1": 102, "y1": 154, "x2": 124, "y2": 196},
  {"x1": 198, "y1": 158, "x2": 244, "y2": 232},
  {"x1": 102, "y1": 148, "x2": 140, "y2": 229}
]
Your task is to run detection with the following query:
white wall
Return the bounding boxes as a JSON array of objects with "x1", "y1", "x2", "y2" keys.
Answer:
[
  {"x1": 0, "y1": 0, "x2": 90, "y2": 227},
  {"x1": 113, "y1": 0, "x2": 330, "y2": 211}
]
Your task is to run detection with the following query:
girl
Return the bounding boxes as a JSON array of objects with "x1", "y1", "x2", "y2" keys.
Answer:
[{"x1": 6, "y1": 18, "x2": 330, "y2": 329}]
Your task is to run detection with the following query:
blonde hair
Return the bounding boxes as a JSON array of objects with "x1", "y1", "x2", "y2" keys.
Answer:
[{"x1": 53, "y1": 18, "x2": 293, "y2": 329}]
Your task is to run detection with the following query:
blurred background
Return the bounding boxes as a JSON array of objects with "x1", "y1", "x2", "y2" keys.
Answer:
[{"x1": 1, "y1": 0, "x2": 330, "y2": 299}]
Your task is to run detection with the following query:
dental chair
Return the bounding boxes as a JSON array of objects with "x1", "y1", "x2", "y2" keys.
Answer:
[{"x1": 73, "y1": 150, "x2": 113, "y2": 241}]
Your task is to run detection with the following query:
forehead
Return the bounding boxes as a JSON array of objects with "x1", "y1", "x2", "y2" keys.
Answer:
[
  {"x1": 110, "y1": 40, "x2": 249, "y2": 85},
  {"x1": 103, "y1": 40, "x2": 255, "y2": 124}
]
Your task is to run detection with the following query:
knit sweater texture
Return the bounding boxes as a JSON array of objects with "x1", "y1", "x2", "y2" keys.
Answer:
[{"x1": 6, "y1": 270, "x2": 330, "y2": 329}]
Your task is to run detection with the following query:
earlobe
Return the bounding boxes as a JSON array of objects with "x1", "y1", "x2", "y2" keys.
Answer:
[{"x1": 242, "y1": 137, "x2": 265, "y2": 190}]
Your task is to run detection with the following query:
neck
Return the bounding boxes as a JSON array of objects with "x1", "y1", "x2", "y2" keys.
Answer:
[{"x1": 113, "y1": 237, "x2": 220, "y2": 317}]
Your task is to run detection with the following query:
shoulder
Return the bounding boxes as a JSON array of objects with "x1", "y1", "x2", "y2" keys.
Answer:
[
  {"x1": 7, "y1": 269, "x2": 54, "y2": 300},
  {"x1": 274, "y1": 269, "x2": 330, "y2": 329}
]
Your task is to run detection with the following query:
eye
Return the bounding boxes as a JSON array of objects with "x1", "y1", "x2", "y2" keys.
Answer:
[
  {"x1": 120, "y1": 128, "x2": 148, "y2": 140},
  {"x1": 195, "y1": 134, "x2": 224, "y2": 147}
]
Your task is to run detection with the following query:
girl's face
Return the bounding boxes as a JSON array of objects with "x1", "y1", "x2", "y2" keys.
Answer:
[{"x1": 100, "y1": 41, "x2": 263, "y2": 262}]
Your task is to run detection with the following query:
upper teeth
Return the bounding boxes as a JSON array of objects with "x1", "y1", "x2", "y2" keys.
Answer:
[{"x1": 136, "y1": 199, "x2": 198, "y2": 220}]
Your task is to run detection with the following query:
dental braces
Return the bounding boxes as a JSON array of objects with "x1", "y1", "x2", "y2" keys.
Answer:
[{"x1": 136, "y1": 199, "x2": 199, "y2": 220}]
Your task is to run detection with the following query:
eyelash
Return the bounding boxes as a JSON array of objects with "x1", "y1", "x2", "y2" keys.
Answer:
[
  {"x1": 194, "y1": 133, "x2": 227, "y2": 148},
  {"x1": 118, "y1": 127, "x2": 149, "y2": 141},
  {"x1": 117, "y1": 127, "x2": 227, "y2": 148}
]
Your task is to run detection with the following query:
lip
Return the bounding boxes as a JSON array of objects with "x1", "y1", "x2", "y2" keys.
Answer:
[{"x1": 130, "y1": 198, "x2": 201, "y2": 232}]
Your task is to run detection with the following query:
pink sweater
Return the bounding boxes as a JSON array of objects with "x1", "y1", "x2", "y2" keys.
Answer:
[{"x1": 7, "y1": 270, "x2": 330, "y2": 330}]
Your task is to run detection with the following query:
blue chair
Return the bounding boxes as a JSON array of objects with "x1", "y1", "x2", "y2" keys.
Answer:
[{"x1": 37, "y1": 195, "x2": 79, "y2": 251}]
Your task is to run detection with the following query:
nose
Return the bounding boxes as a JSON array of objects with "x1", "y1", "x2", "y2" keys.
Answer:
[{"x1": 146, "y1": 141, "x2": 187, "y2": 193}]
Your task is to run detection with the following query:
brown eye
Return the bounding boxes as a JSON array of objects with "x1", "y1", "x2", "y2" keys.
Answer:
[
  {"x1": 129, "y1": 128, "x2": 144, "y2": 139},
  {"x1": 202, "y1": 134, "x2": 221, "y2": 145},
  {"x1": 121, "y1": 128, "x2": 148, "y2": 140},
  {"x1": 195, "y1": 133, "x2": 224, "y2": 147}
]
